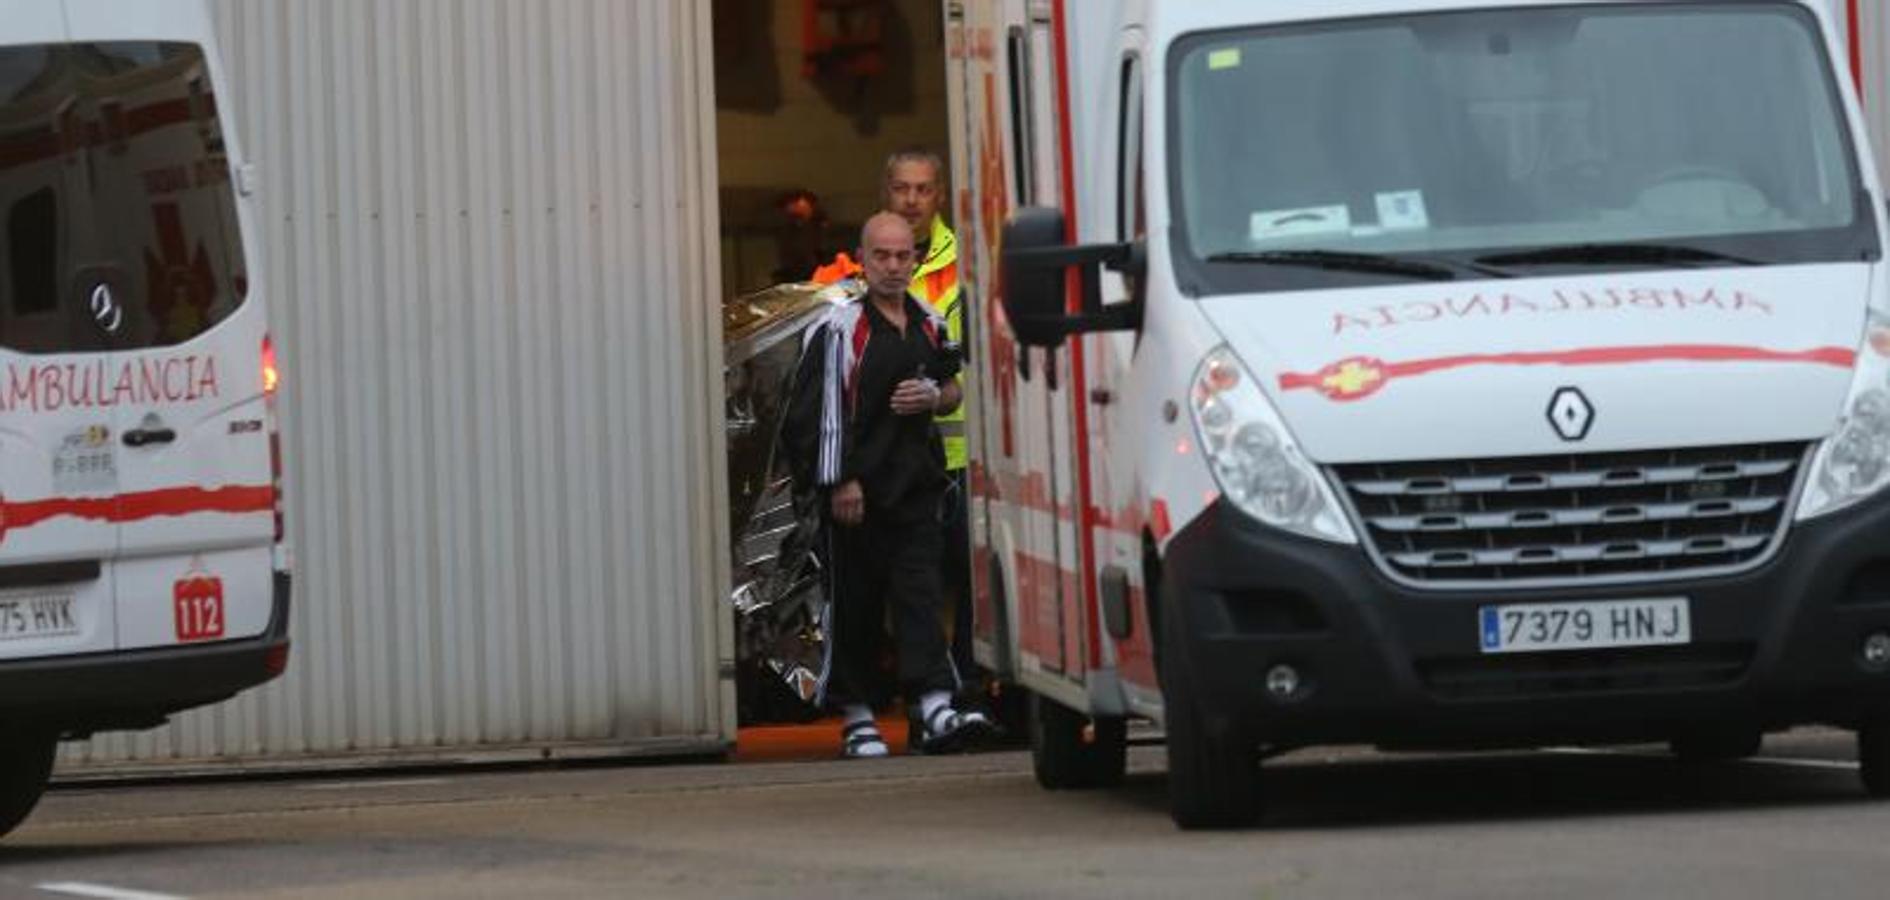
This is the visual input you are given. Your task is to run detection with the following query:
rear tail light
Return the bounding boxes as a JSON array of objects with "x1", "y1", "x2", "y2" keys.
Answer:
[{"x1": 261, "y1": 334, "x2": 280, "y2": 395}]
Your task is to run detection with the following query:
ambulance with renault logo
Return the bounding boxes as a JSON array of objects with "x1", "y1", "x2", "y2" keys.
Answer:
[
  {"x1": 0, "y1": 0, "x2": 289, "y2": 837},
  {"x1": 948, "y1": 0, "x2": 1890, "y2": 827}
]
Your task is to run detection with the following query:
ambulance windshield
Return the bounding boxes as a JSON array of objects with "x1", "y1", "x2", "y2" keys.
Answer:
[{"x1": 1170, "y1": 3, "x2": 1876, "y2": 294}]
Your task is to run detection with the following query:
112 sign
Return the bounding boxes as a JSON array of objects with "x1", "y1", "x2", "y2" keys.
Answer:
[{"x1": 173, "y1": 574, "x2": 226, "y2": 642}]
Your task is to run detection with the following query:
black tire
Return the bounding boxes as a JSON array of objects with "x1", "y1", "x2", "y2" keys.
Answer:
[
  {"x1": 985, "y1": 681, "x2": 1032, "y2": 748},
  {"x1": 1669, "y1": 729, "x2": 1762, "y2": 764},
  {"x1": 1159, "y1": 611, "x2": 1260, "y2": 829},
  {"x1": 1030, "y1": 693, "x2": 1127, "y2": 790},
  {"x1": 1861, "y1": 722, "x2": 1890, "y2": 798},
  {"x1": 0, "y1": 731, "x2": 56, "y2": 839}
]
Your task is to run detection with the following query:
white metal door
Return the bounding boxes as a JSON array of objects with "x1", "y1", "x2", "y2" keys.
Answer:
[
  {"x1": 0, "y1": 4, "x2": 120, "y2": 661},
  {"x1": 960, "y1": 0, "x2": 1085, "y2": 680}
]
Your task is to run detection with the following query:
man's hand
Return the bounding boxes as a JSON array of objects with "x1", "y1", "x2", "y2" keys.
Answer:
[
  {"x1": 891, "y1": 378, "x2": 943, "y2": 416},
  {"x1": 831, "y1": 480, "x2": 865, "y2": 526},
  {"x1": 935, "y1": 378, "x2": 962, "y2": 415}
]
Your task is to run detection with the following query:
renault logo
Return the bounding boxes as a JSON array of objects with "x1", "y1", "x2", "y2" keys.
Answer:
[
  {"x1": 1547, "y1": 387, "x2": 1594, "y2": 442},
  {"x1": 89, "y1": 283, "x2": 123, "y2": 334}
]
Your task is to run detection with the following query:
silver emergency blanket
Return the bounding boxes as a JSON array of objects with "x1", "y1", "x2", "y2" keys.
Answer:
[{"x1": 723, "y1": 280, "x2": 861, "y2": 723}]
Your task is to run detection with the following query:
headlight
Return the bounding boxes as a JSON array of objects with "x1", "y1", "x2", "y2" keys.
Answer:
[
  {"x1": 1189, "y1": 346, "x2": 1356, "y2": 543},
  {"x1": 1798, "y1": 311, "x2": 1890, "y2": 521}
]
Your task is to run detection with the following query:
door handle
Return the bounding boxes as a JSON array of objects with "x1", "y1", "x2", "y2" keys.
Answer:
[{"x1": 123, "y1": 427, "x2": 177, "y2": 448}]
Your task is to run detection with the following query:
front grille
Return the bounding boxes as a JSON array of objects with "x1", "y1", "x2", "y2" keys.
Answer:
[
  {"x1": 1416, "y1": 643, "x2": 1754, "y2": 700},
  {"x1": 1333, "y1": 442, "x2": 1808, "y2": 586}
]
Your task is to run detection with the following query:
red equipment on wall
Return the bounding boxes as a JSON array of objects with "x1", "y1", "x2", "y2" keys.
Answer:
[{"x1": 802, "y1": 0, "x2": 887, "y2": 80}]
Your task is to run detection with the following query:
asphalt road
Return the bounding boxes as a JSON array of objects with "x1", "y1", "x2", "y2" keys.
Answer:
[{"x1": 2, "y1": 730, "x2": 1886, "y2": 899}]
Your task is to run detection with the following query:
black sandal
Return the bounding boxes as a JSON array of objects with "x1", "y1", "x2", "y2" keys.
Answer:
[
  {"x1": 914, "y1": 705, "x2": 994, "y2": 755},
  {"x1": 841, "y1": 720, "x2": 889, "y2": 759}
]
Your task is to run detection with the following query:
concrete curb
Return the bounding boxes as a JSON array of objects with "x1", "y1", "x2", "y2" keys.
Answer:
[{"x1": 51, "y1": 736, "x2": 730, "y2": 788}]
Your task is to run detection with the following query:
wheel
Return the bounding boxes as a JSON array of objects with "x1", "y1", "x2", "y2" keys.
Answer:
[
  {"x1": 1029, "y1": 693, "x2": 1127, "y2": 790},
  {"x1": 1861, "y1": 721, "x2": 1890, "y2": 798},
  {"x1": 0, "y1": 731, "x2": 57, "y2": 839},
  {"x1": 1669, "y1": 729, "x2": 1762, "y2": 764},
  {"x1": 1159, "y1": 610, "x2": 1259, "y2": 829}
]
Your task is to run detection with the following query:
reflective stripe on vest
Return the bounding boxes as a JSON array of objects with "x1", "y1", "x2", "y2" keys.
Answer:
[
  {"x1": 921, "y1": 261, "x2": 958, "y2": 307},
  {"x1": 913, "y1": 218, "x2": 966, "y2": 471}
]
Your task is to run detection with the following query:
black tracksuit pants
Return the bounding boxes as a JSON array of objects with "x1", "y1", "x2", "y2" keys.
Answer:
[
  {"x1": 826, "y1": 502, "x2": 957, "y2": 710},
  {"x1": 941, "y1": 469, "x2": 974, "y2": 686}
]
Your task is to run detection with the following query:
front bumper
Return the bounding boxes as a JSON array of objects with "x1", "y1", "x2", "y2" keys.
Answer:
[
  {"x1": 1162, "y1": 496, "x2": 1890, "y2": 749},
  {"x1": 0, "y1": 572, "x2": 292, "y2": 736}
]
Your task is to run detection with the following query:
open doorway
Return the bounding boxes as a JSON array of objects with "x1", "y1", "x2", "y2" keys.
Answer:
[
  {"x1": 713, "y1": 0, "x2": 951, "y2": 294},
  {"x1": 712, "y1": 0, "x2": 952, "y2": 731}
]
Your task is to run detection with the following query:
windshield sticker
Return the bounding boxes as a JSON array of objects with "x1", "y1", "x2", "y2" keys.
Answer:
[
  {"x1": 1331, "y1": 287, "x2": 1774, "y2": 335},
  {"x1": 1207, "y1": 48, "x2": 1242, "y2": 71},
  {"x1": 1252, "y1": 205, "x2": 1351, "y2": 241},
  {"x1": 52, "y1": 425, "x2": 118, "y2": 495},
  {"x1": 0, "y1": 355, "x2": 220, "y2": 414},
  {"x1": 1375, "y1": 190, "x2": 1429, "y2": 230},
  {"x1": 1281, "y1": 345, "x2": 1855, "y2": 403}
]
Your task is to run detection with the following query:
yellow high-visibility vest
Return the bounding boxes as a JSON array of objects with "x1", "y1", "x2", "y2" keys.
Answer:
[{"x1": 910, "y1": 217, "x2": 965, "y2": 472}]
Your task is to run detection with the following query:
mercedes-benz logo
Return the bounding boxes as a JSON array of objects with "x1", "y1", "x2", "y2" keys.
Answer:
[
  {"x1": 89, "y1": 283, "x2": 123, "y2": 334},
  {"x1": 1547, "y1": 387, "x2": 1594, "y2": 441}
]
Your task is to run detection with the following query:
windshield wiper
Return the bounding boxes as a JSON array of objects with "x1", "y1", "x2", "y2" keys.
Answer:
[
  {"x1": 1476, "y1": 243, "x2": 1764, "y2": 268},
  {"x1": 1204, "y1": 249, "x2": 1465, "y2": 282}
]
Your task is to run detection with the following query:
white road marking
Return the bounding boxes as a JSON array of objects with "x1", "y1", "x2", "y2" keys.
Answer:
[
  {"x1": 297, "y1": 777, "x2": 449, "y2": 791},
  {"x1": 1742, "y1": 756, "x2": 1861, "y2": 771},
  {"x1": 37, "y1": 882, "x2": 187, "y2": 900},
  {"x1": 1544, "y1": 747, "x2": 1860, "y2": 771}
]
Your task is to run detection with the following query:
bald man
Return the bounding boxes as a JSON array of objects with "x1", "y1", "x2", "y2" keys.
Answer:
[{"x1": 781, "y1": 213, "x2": 994, "y2": 758}]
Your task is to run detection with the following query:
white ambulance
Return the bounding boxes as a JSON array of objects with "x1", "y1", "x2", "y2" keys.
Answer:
[
  {"x1": 948, "y1": 0, "x2": 1890, "y2": 827},
  {"x1": 0, "y1": 0, "x2": 287, "y2": 836}
]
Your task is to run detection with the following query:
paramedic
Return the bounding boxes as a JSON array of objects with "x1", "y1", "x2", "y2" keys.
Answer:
[{"x1": 881, "y1": 148, "x2": 977, "y2": 689}]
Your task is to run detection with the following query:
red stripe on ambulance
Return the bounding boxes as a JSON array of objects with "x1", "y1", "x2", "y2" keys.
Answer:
[
  {"x1": 1, "y1": 485, "x2": 274, "y2": 540},
  {"x1": 1280, "y1": 344, "x2": 1856, "y2": 402}
]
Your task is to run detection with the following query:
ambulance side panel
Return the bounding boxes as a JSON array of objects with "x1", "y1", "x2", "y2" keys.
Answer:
[{"x1": 952, "y1": 0, "x2": 1096, "y2": 711}]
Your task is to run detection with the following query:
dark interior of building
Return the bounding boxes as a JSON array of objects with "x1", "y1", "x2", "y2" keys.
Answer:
[{"x1": 713, "y1": 0, "x2": 950, "y2": 298}]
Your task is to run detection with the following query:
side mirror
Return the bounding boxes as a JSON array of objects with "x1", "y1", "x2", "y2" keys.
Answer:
[
  {"x1": 1001, "y1": 207, "x2": 1074, "y2": 348},
  {"x1": 1001, "y1": 206, "x2": 1143, "y2": 349}
]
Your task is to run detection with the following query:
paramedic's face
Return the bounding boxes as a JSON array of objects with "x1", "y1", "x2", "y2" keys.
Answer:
[
  {"x1": 860, "y1": 214, "x2": 917, "y2": 301},
  {"x1": 886, "y1": 160, "x2": 941, "y2": 235}
]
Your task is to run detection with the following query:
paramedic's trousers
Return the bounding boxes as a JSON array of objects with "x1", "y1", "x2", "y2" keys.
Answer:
[{"x1": 826, "y1": 508, "x2": 957, "y2": 709}]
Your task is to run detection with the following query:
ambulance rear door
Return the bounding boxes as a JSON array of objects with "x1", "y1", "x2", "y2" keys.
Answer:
[
  {"x1": 63, "y1": 0, "x2": 275, "y2": 652},
  {"x1": 0, "y1": 3, "x2": 120, "y2": 662}
]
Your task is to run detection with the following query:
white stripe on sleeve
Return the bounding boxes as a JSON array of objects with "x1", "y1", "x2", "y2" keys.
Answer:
[{"x1": 817, "y1": 327, "x2": 844, "y2": 485}]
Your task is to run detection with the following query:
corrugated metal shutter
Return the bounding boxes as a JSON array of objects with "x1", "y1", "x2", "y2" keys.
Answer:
[{"x1": 67, "y1": 0, "x2": 732, "y2": 766}]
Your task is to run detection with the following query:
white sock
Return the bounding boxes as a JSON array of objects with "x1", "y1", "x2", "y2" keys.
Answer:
[
  {"x1": 919, "y1": 690, "x2": 951, "y2": 725},
  {"x1": 843, "y1": 704, "x2": 875, "y2": 728}
]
